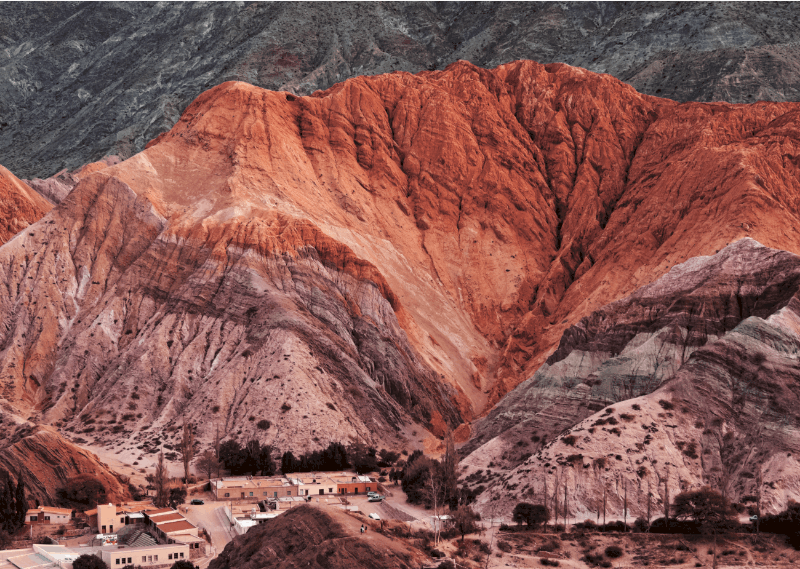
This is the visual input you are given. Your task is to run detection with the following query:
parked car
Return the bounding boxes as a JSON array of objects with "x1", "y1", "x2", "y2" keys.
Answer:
[
  {"x1": 750, "y1": 515, "x2": 759, "y2": 522},
  {"x1": 190, "y1": 499, "x2": 204, "y2": 505},
  {"x1": 368, "y1": 495, "x2": 385, "y2": 502},
  {"x1": 368, "y1": 513, "x2": 380, "y2": 520},
  {"x1": 367, "y1": 491, "x2": 379, "y2": 498}
]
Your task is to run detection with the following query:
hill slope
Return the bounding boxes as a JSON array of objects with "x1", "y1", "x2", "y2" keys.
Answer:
[
  {"x1": 208, "y1": 504, "x2": 428, "y2": 569},
  {"x1": 466, "y1": 239, "x2": 800, "y2": 519},
  {"x1": 4, "y1": 2, "x2": 800, "y2": 177}
]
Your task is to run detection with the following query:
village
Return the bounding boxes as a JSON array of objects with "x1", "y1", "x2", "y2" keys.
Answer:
[{"x1": 0, "y1": 471, "x2": 426, "y2": 569}]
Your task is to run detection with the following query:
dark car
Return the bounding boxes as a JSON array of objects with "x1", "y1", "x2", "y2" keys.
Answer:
[{"x1": 190, "y1": 499, "x2": 204, "y2": 505}]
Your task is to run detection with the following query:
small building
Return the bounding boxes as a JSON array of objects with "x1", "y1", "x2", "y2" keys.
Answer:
[
  {"x1": 212, "y1": 476, "x2": 297, "y2": 500},
  {"x1": 295, "y1": 475, "x2": 337, "y2": 496},
  {"x1": 12, "y1": 543, "x2": 190, "y2": 569},
  {"x1": 331, "y1": 474, "x2": 373, "y2": 495},
  {"x1": 101, "y1": 543, "x2": 190, "y2": 568},
  {"x1": 25, "y1": 506, "x2": 73, "y2": 524}
]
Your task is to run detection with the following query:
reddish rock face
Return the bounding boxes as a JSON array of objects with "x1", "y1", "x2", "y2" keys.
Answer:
[
  {"x1": 3, "y1": 60, "x2": 800, "y2": 454},
  {"x1": 0, "y1": 165, "x2": 52, "y2": 245}
]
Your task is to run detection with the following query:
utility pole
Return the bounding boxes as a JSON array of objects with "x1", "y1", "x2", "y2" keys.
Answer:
[
  {"x1": 564, "y1": 481, "x2": 568, "y2": 530},
  {"x1": 647, "y1": 479, "x2": 652, "y2": 531}
]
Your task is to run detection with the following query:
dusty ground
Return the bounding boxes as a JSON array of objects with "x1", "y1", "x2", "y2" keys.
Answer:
[{"x1": 434, "y1": 528, "x2": 800, "y2": 569}]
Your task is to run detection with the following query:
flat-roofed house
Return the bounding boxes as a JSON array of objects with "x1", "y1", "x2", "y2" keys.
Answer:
[
  {"x1": 332, "y1": 474, "x2": 374, "y2": 495},
  {"x1": 212, "y1": 476, "x2": 297, "y2": 500},
  {"x1": 25, "y1": 506, "x2": 72, "y2": 524},
  {"x1": 296, "y1": 475, "x2": 337, "y2": 496}
]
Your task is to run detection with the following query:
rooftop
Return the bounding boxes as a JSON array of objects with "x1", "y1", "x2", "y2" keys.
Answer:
[
  {"x1": 26, "y1": 506, "x2": 73, "y2": 515},
  {"x1": 157, "y1": 520, "x2": 197, "y2": 534}
]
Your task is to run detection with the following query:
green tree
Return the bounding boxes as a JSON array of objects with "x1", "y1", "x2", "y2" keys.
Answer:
[
  {"x1": 451, "y1": 504, "x2": 479, "y2": 541},
  {"x1": 14, "y1": 477, "x2": 26, "y2": 529},
  {"x1": 512, "y1": 503, "x2": 550, "y2": 529},
  {"x1": 196, "y1": 449, "x2": 220, "y2": 481},
  {"x1": 72, "y1": 553, "x2": 109, "y2": 569},
  {"x1": 169, "y1": 560, "x2": 197, "y2": 569},
  {"x1": 258, "y1": 445, "x2": 275, "y2": 476},
  {"x1": 673, "y1": 487, "x2": 737, "y2": 569},
  {"x1": 56, "y1": 474, "x2": 107, "y2": 508},
  {"x1": 281, "y1": 451, "x2": 298, "y2": 474},
  {"x1": 169, "y1": 487, "x2": 187, "y2": 508}
]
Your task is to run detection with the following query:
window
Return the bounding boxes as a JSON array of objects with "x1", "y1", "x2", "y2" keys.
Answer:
[
  {"x1": 180, "y1": 552, "x2": 185, "y2": 558},
  {"x1": 328, "y1": 488, "x2": 333, "y2": 493},
  {"x1": 116, "y1": 560, "x2": 120, "y2": 565},
  {"x1": 263, "y1": 492, "x2": 268, "y2": 496},
  {"x1": 287, "y1": 490, "x2": 291, "y2": 496},
  {"x1": 142, "y1": 557, "x2": 146, "y2": 563},
  {"x1": 224, "y1": 492, "x2": 230, "y2": 498},
  {"x1": 154, "y1": 555, "x2": 158, "y2": 562},
  {"x1": 148, "y1": 556, "x2": 152, "y2": 563},
  {"x1": 168, "y1": 554, "x2": 173, "y2": 560},
  {"x1": 120, "y1": 517, "x2": 125, "y2": 523},
  {"x1": 44, "y1": 516, "x2": 50, "y2": 522},
  {"x1": 249, "y1": 492, "x2": 253, "y2": 497},
  {"x1": 128, "y1": 558, "x2": 131, "y2": 564},
  {"x1": 30, "y1": 516, "x2": 38, "y2": 522},
  {"x1": 366, "y1": 487, "x2": 371, "y2": 492},
  {"x1": 101, "y1": 525, "x2": 106, "y2": 533},
  {"x1": 274, "y1": 492, "x2": 277, "y2": 498}
]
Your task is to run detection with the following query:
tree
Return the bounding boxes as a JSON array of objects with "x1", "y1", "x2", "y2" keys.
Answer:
[
  {"x1": 169, "y1": 487, "x2": 187, "y2": 509},
  {"x1": 673, "y1": 487, "x2": 737, "y2": 569},
  {"x1": 426, "y1": 463, "x2": 444, "y2": 547},
  {"x1": 281, "y1": 451, "x2": 298, "y2": 474},
  {"x1": 512, "y1": 503, "x2": 550, "y2": 529},
  {"x1": 56, "y1": 474, "x2": 107, "y2": 509},
  {"x1": 149, "y1": 450, "x2": 169, "y2": 508},
  {"x1": 442, "y1": 432, "x2": 459, "y2": 508},
  {"x1": 258, "y1": 445, "x2": 275, "y2": 476},
  {"x1": 180, "y1": 422, "x2": 195, "y2": 483},
  {"x1": 451, "y1": 504, "x2": 479, "y2": 541},
  {"x1": 169, "y1": 561, "x2": 197, "y2": 569},
  {"x1": 72, "y1": 553, "x2": 109, "y2": 569},
  {"x1": 14, "y1": 477, "x2": 26, "y2": 529},
  {"x1": 219, "y1": 440, "x2": 245, "y2": 475},
  {"x1": 348, "y1": 443, "x2": 378, "y2": 475},
  {"x1": 196, "y1": 449, "x2": 220, "y2": 481}
]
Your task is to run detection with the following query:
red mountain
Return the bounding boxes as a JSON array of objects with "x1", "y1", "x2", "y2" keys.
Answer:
[{"x1": 1, "y1": 60, "x2": 800, "y2": 456}]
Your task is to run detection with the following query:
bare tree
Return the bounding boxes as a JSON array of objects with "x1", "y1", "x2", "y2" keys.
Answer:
[
  {"x1": 425, "y1": 465, "x2": 444, "y2": 546},
  {"x1": 196, "y1": 449, "x2": 220, "y2": 482},
  {"x1": 180, "y1": 421, "x2": 195, "y2": 484}
]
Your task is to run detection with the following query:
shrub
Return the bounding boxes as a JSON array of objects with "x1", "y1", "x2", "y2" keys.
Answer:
[
  {"x1": 658, "y1": 399, "x2": 674, "y2": 410},
  {"x1": 562, "y1": 435, "x2": 577, "y2": 446},
  {"x1": 605, "y1": 545, "x2": 624, "y2": 558},
  {"x1": 72, "y1": 554, "x2": 109, "y2": 569},
  {"x1": 540, "y1": 560, "x2": 560, "y2": 567},
  {"x1": 497, "y1": 541, "x2": 512, "y2": 553},
  {"x1": 169, "y1": 561, "x2": 197, "y2": 569},
  {"x1": 280, "y1": 402, "x2": 292, "y2": 412},
  {"x1": 256, "y1": 419, "x2": 270, "y2": 430}
]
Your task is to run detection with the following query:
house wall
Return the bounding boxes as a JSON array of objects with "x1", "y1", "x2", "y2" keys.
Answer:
[
  {"x1": 97, "y1": 504, "x2": 117, "y2": 533},
  {"x1": 26, "y1": 511, "x2": 71, "y2": 524},
  {"x1": 101, "y1": 544, "x2": 190, "y2": 567}
]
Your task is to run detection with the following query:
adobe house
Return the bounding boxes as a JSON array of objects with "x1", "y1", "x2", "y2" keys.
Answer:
[
  {"x1": 332, "y1": 474, "x2": 374, "y2": 495},
  {"x1": 25, "y1": 506, "x2": 73, "y2": 525}
]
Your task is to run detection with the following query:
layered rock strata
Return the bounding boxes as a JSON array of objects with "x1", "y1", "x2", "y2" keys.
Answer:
[{"x1": 467, "y1": 240, "x2": 800, "y2": 518}]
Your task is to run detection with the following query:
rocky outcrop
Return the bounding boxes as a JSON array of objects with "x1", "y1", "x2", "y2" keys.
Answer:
[
  {"x1": 5, "y1": 3, "x2": 800, "y2": 178},
  {"x1": 209, "y1": 504, "x2": 427, "y2": 569},
  {"x1": 467, "y1": 240, "x2": 800, "y2": 519},
  {"x1": 0, "y1": 417, "x2": 128, "y2": 506},
  {"x1": 0, "y1": 165, "x2": 52, "y2": 245},
  {"x1": 24, "y1": 156, "x2": 120, "y2": 204}
]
